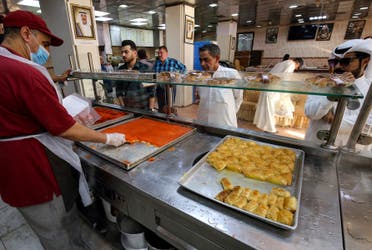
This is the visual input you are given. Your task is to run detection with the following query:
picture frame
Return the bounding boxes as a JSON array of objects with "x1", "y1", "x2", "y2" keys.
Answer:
[
  {"x1": 316, "y1": 23, "x2": 334, "y2": 41},
  {"x1": 184, "y1": 15, "x2": 195, "y2": 44},
  {"x1": 344, "y1": 20, "x2": 366, "y2": 40},
  {"x1": 265, "y1": 27, "x2": 279, "y2": 44},
  {"x1": 230, "y1": 36, "x2": 236, "y2": 50},
  {"x1": 237, "y1": 32, "x2": 254, "y2": 51},
  {"x1": 71, "y1": 4, "x2": 95, "y2": 40}
]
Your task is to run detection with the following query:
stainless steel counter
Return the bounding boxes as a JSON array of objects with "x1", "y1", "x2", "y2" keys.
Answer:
[
  {"x1": 338, "y1": 151, "x2": 372, "y2": 250},
  {"x1": 76, "y1": 122, "x2": 345, "y2": 250}
]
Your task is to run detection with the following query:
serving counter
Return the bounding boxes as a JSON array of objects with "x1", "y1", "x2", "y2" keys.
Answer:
[
  {"x1": 71, "y1": 71, "x2": 371, "y2": 249},
  {"x1": 75, "y1": 109, "x2": 354, "y2": 250}
]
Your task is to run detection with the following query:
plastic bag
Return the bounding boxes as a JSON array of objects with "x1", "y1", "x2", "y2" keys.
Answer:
[{"x1": 62, "y1": 93, "x2": 101, "y2": 126}]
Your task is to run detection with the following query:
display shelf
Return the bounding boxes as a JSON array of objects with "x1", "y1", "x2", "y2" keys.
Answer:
[{"x1": 71, "y1": 71, "x2": 363, "y2": 99}]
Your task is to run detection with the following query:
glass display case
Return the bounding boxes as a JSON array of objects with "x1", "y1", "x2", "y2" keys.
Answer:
[{"x1": 70, "y1": 70, "x2": 367, "y2": 150}]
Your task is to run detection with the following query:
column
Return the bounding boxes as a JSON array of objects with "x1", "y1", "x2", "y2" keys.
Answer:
[
  {"x1": 216, "y1": 20, "x2": 237, "y2": 62},
  {"x1": 165, "y1": 3, "x2": 195, "y2": 107},
  {"x1": 39, "y1": 0, "x2": 102, "y2": 98}
]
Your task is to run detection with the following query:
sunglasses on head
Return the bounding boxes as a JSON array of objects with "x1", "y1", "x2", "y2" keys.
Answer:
[{"x1": 328, "y1": 57, "x2": 359, "y2": 67}]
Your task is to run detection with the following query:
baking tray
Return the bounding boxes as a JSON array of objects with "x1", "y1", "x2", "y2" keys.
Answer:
[
  {"x1": 90, "y1": 107, "x2": 134, "y2": 130},
  {"x1": 79, "y1": 117, "x2": 196, "y2": 170},
  {"x1": 179, "y1": 135, "x2": 304, "y2": 230}
]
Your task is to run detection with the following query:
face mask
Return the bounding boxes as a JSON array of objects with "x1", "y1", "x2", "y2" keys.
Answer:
[{"x1": 30, "y1": 45, "x2": 49, "y2": 65}]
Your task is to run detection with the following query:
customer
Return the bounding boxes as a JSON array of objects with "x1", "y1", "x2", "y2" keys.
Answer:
[
  {"x1": 153, "y1": 45, "x2": 186, "y2": 113},
  {"x1": 100, "y1": 55, "x2": 114, "y2": 100},
  {"x1": 305, "y1": 39, "x2": 372, "y2": 151},
  {"x1": 197, "y1": 44, "x2": 243, "y2": 127},
  {"x1": 115, "y1": 40, "x2": 156, "y2": 110},
  {"x1": 0, "y1": 10, "x2": 125, "y2": 249},
  {"x1": 282, "y1": 53, "x2": 290, "y2": 61},
  {"x1": 137, "y1": 49, "x2": 153, "y2": 69},
  {"x1": 253, "y1": 58, "x2": 303, "y2": 133}
]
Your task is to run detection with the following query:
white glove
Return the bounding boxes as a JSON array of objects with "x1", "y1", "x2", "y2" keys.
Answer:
[{"x1": 105, "y1": 133, "x2": 126, "y2": 147}]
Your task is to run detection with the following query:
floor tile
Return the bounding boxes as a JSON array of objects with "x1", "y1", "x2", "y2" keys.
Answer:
[
  {"x1": 0, "y1": 205, "x2": 26, "y2": 237},
  {"x1": 1, "y1": 224, "x2": 43, "y2": 250},
  {"x1": 0, "y1": 240, "x2": 5, "y2": 250}
]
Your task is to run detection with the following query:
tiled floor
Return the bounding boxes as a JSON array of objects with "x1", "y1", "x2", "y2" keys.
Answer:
[
  {"x1": 0, "y1": 105, "x2": 306, "y2": 250},
  {"x1": 0, "y1": 197, "x2": 121, "y2": 250},
  {"x1": 177, "y1": 104, "x2": 307, "y2": 140}
]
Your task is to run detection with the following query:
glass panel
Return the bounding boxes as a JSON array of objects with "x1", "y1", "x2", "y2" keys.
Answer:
[{"x1": 71, "y1": 71, "x2": 363, "y2": 99}]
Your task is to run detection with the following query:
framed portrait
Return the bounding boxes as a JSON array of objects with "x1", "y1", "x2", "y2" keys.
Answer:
[
  {"x1": 184, "y1": 15, "x2": 195, "y2": 44},
  {"x1": 265, "y1": 27, "x2": 279, "y2": 44},
  {"x1": 344, "y1": 20, "x2": 366, "y2": 40},
  {"x1": 316, "y1": 23, "x2": 334, "y2": 41},
  {"x1": 71, "y1": 4, "x2": 95, "y2": 39},
  {"x1": 237, "y1": 32, "x2": 254, "y2": 51},
  {"x1": 230, "y1": 36, "x2": 236, "y2": 50}
]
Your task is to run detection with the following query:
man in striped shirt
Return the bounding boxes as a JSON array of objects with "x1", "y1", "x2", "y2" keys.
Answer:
[{"x1": 153, "y1": 46, "x2": 187, "y2": 113}]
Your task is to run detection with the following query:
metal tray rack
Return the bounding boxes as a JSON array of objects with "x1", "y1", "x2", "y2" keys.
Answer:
[
  {"x1": 89, "y1": 107, "x2": 133, "y2": 130},
  {"x1": 179, "y1": 135, "x2": 304, "y2": 230},
  {"x1": 79, "y1": 117, "x2": 196, "y2": 170}
]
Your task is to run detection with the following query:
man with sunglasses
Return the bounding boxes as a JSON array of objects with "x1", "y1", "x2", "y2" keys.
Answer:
[{"x1": 305, "y1": 39, "x2": 372, "y2": 151}]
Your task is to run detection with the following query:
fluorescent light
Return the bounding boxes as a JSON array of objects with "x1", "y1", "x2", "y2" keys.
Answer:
[
  {"x1": 36, "y1": 9, "x2": 41, "y2": 13},
  {"x1": 289, "y1": 5, "x2": 298, "y2": 9},
  {"x1": 202, "y1": 30, "x2": 207, "y2": 33},
  {"x1": 352, "y1": 15, "x2": 359, "y2": 19},
  {"x1": 298, "y1": 18, "x2": 304, "y2": 22},
  {"x1": 130, "y1": 18, "x2": 148, "y2": 22},
  {"x1": 360, "y1": 7, "x2": 368, "y2": 10},
  {"x1": 207, "y1": 25, "x2": 213, "y2": 28},
  {"x1": 119, "y1": 4, "x2": 128, "y2": 8},
  {"x1": 18, "y1": 0, "x2": 40, "y2": 8},
  {"x1": 295, "y1": 14, "x2": 302, "y2": 17},
  {"x1": 158, "y1": 26, "x2": 166, "y2": 30},
  {"x1": 194, "y1": 24, "x2": 200, "y2": 27},
  {"x1": 231, "y1": 13, "x2": 239, "y2": 17},
  {"x1": 256, "y1": 25, "x2": 262, "y2": 28},
  {"x1": 246, "y1": 20, "x2": 252, "y2": 23},
  {"x1": 159, "y1": 24, "x2": 165, "y2": 27},
  {"x1": 354, "y1": 13, "x2": 361, "y2": 15},
  {"x1": 148, "y1": 10, "x2": 156, "y2": 14},
  {"x1": 96, "y1": 17, "x2": 113, "y2": 22},
  {"x1": 131, "y1": 22, "x2": 147, "y2": 26},
  {"x1": 209, "y1": 3, "x2": 218, "y2": 7},
  {"x1": 95, "y1": 10, "x2": 109, "y2": 17}
]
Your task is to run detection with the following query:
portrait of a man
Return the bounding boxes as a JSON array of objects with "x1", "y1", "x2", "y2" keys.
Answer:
[{"x1": 71, "y1": 5, "x2": 95, "y2": 39}]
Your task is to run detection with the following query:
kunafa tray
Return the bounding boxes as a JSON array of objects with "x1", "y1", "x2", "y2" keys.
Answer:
[
  {"x1": 90, "y1": 106, "x2": 133, "y2": 130},
  {"x1": 179, "y1": 135, "x2": 304, "y2": 230},
  {"x1": 79, "y1": 117, "x2": 195, "y2": 170}
]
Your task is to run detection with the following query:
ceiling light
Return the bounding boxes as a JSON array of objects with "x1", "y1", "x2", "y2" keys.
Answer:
[
  {"x1": 207, "y1": 25, "x2": 213, "y2": 28},
  {"x1": 17, "y1": 0, "x2": 40, "y2": 8},
  {"x1": 36, "y1": 9, "x2": 41, "y2": 13},
  {"x1": 298, "y1": 18, "x2": 304, "y2": 22},
  {"x1": 256, "y1": 25, "x2": 262, "y2": 28},
  {"x1": 158, "y1": 26, "x2": 166, "y2": 30},
  {"x1": 209, "y1": 3, "x2": 218, "y2": 8},
  {"x1": 354, "y1": 13, "x2": 361, "y2": 15},
  {"x1": 231, "y1": 13, "x2": 239, "y2": 17},
  {"x1": 352, "y1": 15, "x2": 359, "y2": 19},
  {"x1": 119, "y1": 4, "x2": 128, "y2": 8},
  {"x1": 96, "y1": 17, "x2": 113, "y2": 22},
  {"x1": 159, "y1": 24, "x2": 165, "y2": 27},
  {"x1": 246, "y1": 20, "x2": 252, "y2": 23},
  {"x1": 148, "y1": 10, "x2": 156, "y2": 14},
  {"x1": 360, "y1": 7, "x2": 368, "y2": 10},
  {"x1": 130, "y1": 18, "x2": 148, "y2": 22},
  {"x1": 202, "y1": 30, "x2": 207, "y2": 33},
  {"x1": 95, "y1": 10, "x2": 110, "y2": 17},
  {"x1": 195, "y1": 24, "x2": 200, "y2": 27},
  {"x1": 131, "y1": 22, "x2": 147, "y2": 26},
  {"x1": 295, "y1": 14, "x2": 302, "y2": 17},
  {"x1": 289, "y1": 5, "x2": 298, "y2": 9}
]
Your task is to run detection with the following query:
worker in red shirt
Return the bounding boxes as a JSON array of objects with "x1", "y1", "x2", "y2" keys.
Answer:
[{"x1": 0, "y1": 10, "x2": 125, "y2": 249}]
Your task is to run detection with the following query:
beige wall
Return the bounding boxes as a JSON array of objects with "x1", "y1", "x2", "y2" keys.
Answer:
[{"x1": 238, "y1": 17, "x2": 372, "y2": 67}]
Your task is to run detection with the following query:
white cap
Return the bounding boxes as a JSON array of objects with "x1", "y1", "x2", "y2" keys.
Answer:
[{"x1": 332, "y1": 39, "x2": 365, "y2": 58}]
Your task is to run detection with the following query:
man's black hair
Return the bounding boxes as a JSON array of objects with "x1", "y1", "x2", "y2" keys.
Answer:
[{"x1": 121, "y1": 40, "x2": 137, "y2": 51}]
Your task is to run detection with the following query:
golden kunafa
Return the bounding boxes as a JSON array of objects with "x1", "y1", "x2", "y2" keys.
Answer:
[
  {"x1": 215, "y1": 178, "x2": 297, "y2": 226},
  {"x1": 207, "y1": 137, "x2": 296, "y2": 186}
]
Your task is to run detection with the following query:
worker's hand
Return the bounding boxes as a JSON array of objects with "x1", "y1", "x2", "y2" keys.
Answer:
[
  {"x1": 60, "y1": 69, "x2": 72, "y2": 81},
  {"x1": 105, "y1": 133, "x2": 126, "y2": 147}
]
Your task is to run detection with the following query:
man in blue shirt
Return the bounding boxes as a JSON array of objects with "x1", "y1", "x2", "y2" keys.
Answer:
[
  {"x1": 116, "y1": 40, "x2": 155, "y2": 110},
  {"x1": 153, "y1": 46, "x2": 186, "y2": 113}
]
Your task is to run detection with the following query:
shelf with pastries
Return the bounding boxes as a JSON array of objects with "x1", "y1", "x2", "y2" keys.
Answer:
[{"x1": 71, "y1": 70, "x2": 363, "y2": 99}]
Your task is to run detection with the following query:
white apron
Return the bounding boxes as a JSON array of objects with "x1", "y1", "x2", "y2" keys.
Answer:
[{"x1": 0, "y1": 47, "x2": 92, "y2": 206}]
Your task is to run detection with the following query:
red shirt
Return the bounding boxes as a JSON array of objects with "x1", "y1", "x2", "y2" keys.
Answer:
[{"x1": 0, "y1": 48, "x2": 76, "y2": 207}]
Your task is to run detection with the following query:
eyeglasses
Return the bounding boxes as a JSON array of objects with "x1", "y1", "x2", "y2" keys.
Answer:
[{"x1": 328, "y1": 57, "x2": 359, "y2": 67}]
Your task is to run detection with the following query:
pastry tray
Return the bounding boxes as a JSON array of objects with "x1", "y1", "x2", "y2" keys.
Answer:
[
  {"x1": 79, "y1": 117, "x2": 196, "y2": 170},
  {"x1": 89, "y1": 107, "x2": 134, "y2": 130},
  {"x1": 178, "y1": 135, "x2": 304, "y2": 230}
]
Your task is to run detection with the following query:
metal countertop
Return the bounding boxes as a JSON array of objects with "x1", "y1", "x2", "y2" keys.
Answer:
[{"x1": 76, "y1": 129, "x2": 343, "y2": 250}]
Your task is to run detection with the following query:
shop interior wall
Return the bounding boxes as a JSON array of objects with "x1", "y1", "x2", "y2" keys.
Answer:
[{"x1": 238, "y1": 17, "x2": 372, "y2": 67}]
